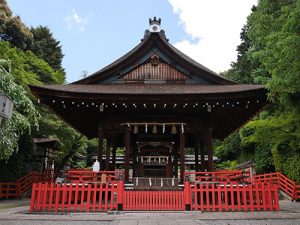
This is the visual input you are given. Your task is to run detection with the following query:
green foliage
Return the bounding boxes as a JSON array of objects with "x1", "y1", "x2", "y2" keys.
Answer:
[
  {"x1": 254, "y1": 144, "x2": 274, "y2": 173},
  {"x1": 215, "y1": 132, "x2": 242, "y2": 160},
  {"x1": 31, "y1": 26, "x2": 64, "y2": 70},
  {"x1": 0, "y1": 0, "x2": 33, "y2": 50},
  {"x1": 215, "y1": 160, "x2": 238, "y2": 171},
  {"x1": 85, "y1": 138, "x2": 98, "y2": 167},
  {"x1": 0, "y1": 133, "x2": 41, "y2": 182},
  {"x1": 222, "y1": 25, "x2": 257, "y2": 84},
  {"x1": 217, "y1": 0, "x2": 300, "y2": 183},
  {"x1": 0, "y1": 41, "x2": 63, "y2": 85},
  {"x1": 0, "y1": 59, "x2": 40, "y2": 160},
  {"x1": 247, "y1": 0, "x2": 300, "y2": 103},
  {"x1": 31, "y1": 26, "x2": 65, "y2": 83},
  {"x1": 0, "y1": 1, "x2": 91, "y2": 182},
  {"x1": 283, "y1": 154, "x2": 300, "y2": 183}
]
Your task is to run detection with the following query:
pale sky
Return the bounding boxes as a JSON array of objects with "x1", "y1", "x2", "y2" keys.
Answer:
[{"x1": 7, "y1": 0, "x2": 257, "y2": 83}]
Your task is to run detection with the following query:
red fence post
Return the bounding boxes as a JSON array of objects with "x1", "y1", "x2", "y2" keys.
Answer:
[
  {"x1": 16, "y1": 181, "x2": 21, "y2": 199},
  {"x1": 117, "y1": 181, "x2": 124, "y2": 211},
  {"x1": 29, "y1": 183, "x2": 37, "y2": 212},
  {"x1": 273, "y1": 184, "x2": 280, "y2": 211},
  {"x1": 184, "y1": 182, "x2": 191, "y2": 211}
]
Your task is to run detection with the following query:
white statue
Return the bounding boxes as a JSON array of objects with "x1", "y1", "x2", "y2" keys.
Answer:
[{"x1": 93, "y1": 159, "x2": 100, "y2": 172}]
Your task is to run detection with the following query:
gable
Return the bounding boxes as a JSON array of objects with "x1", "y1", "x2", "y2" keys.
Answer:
[
  {"x1": 74, "y1": 32, "x2": 234, "y2": 85},
  {"x1": 122, "y1": 61, "x2": 187, "y2": 83},
  {"x1": 100, "y1": 51, "x2": 214, "y2": 84}
]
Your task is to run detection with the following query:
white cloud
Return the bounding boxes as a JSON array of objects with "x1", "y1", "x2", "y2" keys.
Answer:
[
  {"x1": 64, "y1": 9, "x2": 92, "y2": 32},
  {"x1": 168, "y1": 0, "x2": 257, "y2": 73}
]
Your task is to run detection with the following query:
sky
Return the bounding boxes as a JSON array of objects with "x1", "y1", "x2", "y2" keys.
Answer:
[{"x1": 7, "y1": 0, "x2": 257, "y2": 83}]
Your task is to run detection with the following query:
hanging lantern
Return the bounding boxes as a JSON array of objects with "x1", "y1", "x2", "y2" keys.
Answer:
[
  {"x1": 133, "y1": 125, "x2": 139, "y2": 134},
  {"x1": 162, "y1": 123, "x2": 165, "y2": 133},
  {"x1": 145, "y1": 123, "x2": 148, "y2": 133},
  {"x1": 207, "y1": 105, "x2": 212, "y2": 112},
  {"x1": 152, "y1": 125, "x2": 157, "y2": 134},
  {"x1": 181, "y1": 123, "x2": 184, "y2": 133},
  {"x1": 171, "y1": 124, "x2": 177, "y2": 134}
]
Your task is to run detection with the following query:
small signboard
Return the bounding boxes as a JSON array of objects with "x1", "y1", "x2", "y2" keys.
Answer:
[{"x1": 0, "y1": 94, "x2": 14, "y2": 119}]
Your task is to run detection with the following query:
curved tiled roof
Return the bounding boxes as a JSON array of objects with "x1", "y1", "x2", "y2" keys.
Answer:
[{"x1": 30, "y1": 84, "x2": 265, "y2": 95}]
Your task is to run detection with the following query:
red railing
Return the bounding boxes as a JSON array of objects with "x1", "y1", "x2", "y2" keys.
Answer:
[
  {"x1": 188, "y1": 182, "x2": 279, "y2": 211},
  {"x1": 123, "y1": 190, "x2": 185, "y2": 211},
  {"x1": 0, "y1": 171, "x2": 53, "y2": 199},
  {"x1": 0, "y1": 183, "x2": 18, "y2": 199},
  {"x1": 30, "y1": 180, "x2": 279, "y2": 212},
  {"x1": 65, "y1": 170, "x2": 124, "y2": 184},
  {"x1": 296, "y1": 185, "x2": 300, "y2": 200},
  {"x1": 185, "y1": 170, "x2": 251, "y2": 183},
  {"x1": 254, "y1": 172, "x2": 299, "y2": 201},
  {"x1": 30, "y1": 181, "x2": 122, "y2": 212}
]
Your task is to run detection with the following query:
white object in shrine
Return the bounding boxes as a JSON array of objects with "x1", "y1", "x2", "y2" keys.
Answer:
[{"x1": 92, "y1": 160, "x2": 100, "y2": 172}]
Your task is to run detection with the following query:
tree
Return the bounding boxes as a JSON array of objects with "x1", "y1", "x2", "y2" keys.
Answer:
[
  {"x1": 31, "y1": 26, "x2": 66, "y2": 83},
  {"x1": 0, "y1": 0, "x2": 33, "y2": 50},
  {"x1": 0, "y1": 59, "x2": 40, "y2": 160},
  {"x1": 222, "y1": 24, "x2": 258, "y2": 84},
  {"x1": 217, "y1": 0, "x2": 300, "y2": 182},
  {"x1": 0, "y1": 41, "x2": 61, "y2": 85}
]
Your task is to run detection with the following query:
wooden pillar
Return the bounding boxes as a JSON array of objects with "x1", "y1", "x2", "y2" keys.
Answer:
[
  {"x1": 132, "y1": 147, "x2": 137, "y2": 177},
  {"x1": 195, "y1": 145, "x2": 199, "y2": 172},
  {"x1": 200, "y1": 140, "x2": 205, "y2": 171},
  {"x1": 179, "y1": 132, "x2": 185, "y2": 183},
  {"x1": 207, "y1": 128, "x2": 213, "y2": 171},
  {"x1": 132, "y1": 136, "x2": 137, "y2": 177},
  {"x1": 124, "y1": 127, "x2": 131, "y2": 183},
  {"x1": 111, "y1": 146, "x2": 116, "y2": 171},
  {"x1": 98, "y1": 128, "x2": 104, "y2": 171},
  {"x1": 174, "y1": 148, "x2": 178, "y2": 178},
  {"x1": 105, "y1": 140, "x2": 111, "y2": 171}
]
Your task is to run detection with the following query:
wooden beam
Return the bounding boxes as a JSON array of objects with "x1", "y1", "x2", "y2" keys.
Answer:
[
  {"x1": 98, "y1": 128, "x2": 104, "y2": 171},
  {"x1": 179, "y1": 132, "x2": 185, "y2": 183},
  {"x1": 124, "y1": 127, "x2": 131, "y2": 182}
]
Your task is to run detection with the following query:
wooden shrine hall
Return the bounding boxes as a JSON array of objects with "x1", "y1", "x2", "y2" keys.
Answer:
[{"x1": 29, "y1": 17, "x2": 267, "y2": 184}]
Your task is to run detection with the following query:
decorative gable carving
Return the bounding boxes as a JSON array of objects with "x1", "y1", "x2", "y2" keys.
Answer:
[{"x1": 122, "y1": 61, "x2": 188, "y2": 83}]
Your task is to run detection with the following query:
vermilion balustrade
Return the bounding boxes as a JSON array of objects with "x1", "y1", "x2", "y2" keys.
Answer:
[
  {"x1": 254, "y1": 172, "x2": 300, "y2": 201},
  {"x1": 30, "y1": 178, "x2": 280, "y2": 212},
  {"x1": 0, "y1": 171, "x2": 53, "y2": 199}
]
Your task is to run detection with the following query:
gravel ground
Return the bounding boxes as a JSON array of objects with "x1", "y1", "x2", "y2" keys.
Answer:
[
  {"x1": 0, "y1": 221, "x2": 111, "y2": 225},
  {"x1": 197, "y1": 219, "x2": 300, "y2": 225},
  {"x1": 1, "y1": 219, "x2": 300, "y2": 225},
  {"x1": 0, "y1": 199, "x2": 299, "y2": 225}
]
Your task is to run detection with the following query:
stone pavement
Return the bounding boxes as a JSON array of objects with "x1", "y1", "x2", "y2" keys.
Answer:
[{"x1": 0, "y1": 199, "x2": 299, "y2": 225}]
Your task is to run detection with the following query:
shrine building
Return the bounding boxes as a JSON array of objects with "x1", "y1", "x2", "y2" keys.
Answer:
[{"x1": 29, "y1": 17, "x2": 267, "y2": 183}]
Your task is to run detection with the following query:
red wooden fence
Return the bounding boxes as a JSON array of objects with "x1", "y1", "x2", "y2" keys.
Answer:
[
  {"x1": 188, "y1": 182, "x2": 279, "y2": 212},
  {"x1": 254, "y1": 172, "x2": 299, "y2": 201},
  {"x1": 0, "y1": 183, "x2": 18, "y2": 199},
  {"x1": 185, "y1": 170, "x2": 251, "y2": 183},
  {"x1": 0, "y1": 171, "x2": 53, "y2": 199},
  {"x1": 30, "y1": 181, "x2": 123, "y2": 212},
  {"x1": 30, "y1": 181, "x2": 279, "y2": 212},
  {"x1": 123, "y1": 190, "x2": 185, "y2": 211},
  {"x1": 296, "y1": 185, "x2": 300, "y2": 201},
  {"x1": 66, "y1": 170, "x2": 123, "y2": 184}
]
